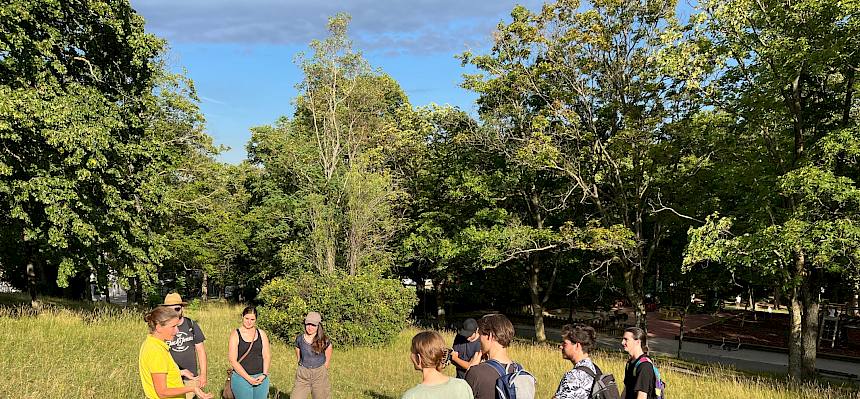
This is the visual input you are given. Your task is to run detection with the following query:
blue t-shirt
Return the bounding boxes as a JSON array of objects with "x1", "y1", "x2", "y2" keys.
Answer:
[
  {"x1": 452, "y1": 334, "x2": 481, "y2": 378},
  {"x1": 295, "y1": 334, "x2": 330, "y2": 369}
]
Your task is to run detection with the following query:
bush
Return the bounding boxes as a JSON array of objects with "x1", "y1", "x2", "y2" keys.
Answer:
[{"x1": 257, "y1": 272, "x2": 417, "y2": 347}]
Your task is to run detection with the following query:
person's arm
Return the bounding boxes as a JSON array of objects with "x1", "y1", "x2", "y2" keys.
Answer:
[
  {"x1": 450, "y1": 352, "x2": 471, "y2": 370},
  {"x1": 468, "y1": 351, "x2": 481, "y2": 367},
  {"x1": 195, "y1": 342, "x2": 207, "y2": 388},
  {"x1": 228, "y1": 330, "x2": 253, "y2": 383},
  {"x1": 151, "y1": 373, "x2": 212, "y2": 399},
  {"x1": 324, "y1": 342, "x2": 333, "y2": 369},
  {"x1": 637, "y1": 392, "x2": 647, "y2": 399},
  {"x1": 261, "y1": 330, "x2": 271, "y2": 377},
  {"x1": 621, "y1": 388, "x2": 626, "y2": 398}
]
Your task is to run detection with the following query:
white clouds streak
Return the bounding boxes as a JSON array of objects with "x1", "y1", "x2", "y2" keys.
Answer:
[{"x1": 131, "y1": 0, "x2": 543, "y2": 55}]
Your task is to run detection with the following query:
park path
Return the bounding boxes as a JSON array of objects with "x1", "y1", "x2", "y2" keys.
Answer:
[{"x1": 512, "y1": 311, "x2": 860, "y2": 380}]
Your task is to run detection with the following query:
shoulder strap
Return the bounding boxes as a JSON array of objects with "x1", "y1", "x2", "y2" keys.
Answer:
[
  {"x1": 485, "y1": 359, "x2": 508, "y2": 377},
  {"x1": 575, "y1": 365, "x2": 598, "y2": 379},
  {"x1": 633, "y1": 356, "x2": 651, "y2": 376},
  {"x1": 237, "y1": 328, "x2": 256, "y2": 363}
]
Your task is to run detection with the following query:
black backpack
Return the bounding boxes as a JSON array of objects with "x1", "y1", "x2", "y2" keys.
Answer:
[{"x1": 575, "y1": 364, "x2": 621, "y2": 399}]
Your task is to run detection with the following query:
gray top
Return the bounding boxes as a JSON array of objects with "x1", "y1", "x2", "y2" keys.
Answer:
[
  {"x1": 295, "y1": 334, "x2": 330, "y2": 369},
  {"x1": 166, "y1": 317, "x2": 205, "y2": 376}
]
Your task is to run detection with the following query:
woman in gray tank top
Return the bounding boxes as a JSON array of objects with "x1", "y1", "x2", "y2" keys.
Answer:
[{"x1": 291, "y1": 311, "x2": 332, "y2": 399}]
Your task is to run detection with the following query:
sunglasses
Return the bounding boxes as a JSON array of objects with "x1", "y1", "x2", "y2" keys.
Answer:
[
  {"x1": 305, "y1": 323, "x2": 318, "y2": 327},
  {"x1": 173, "y1": 306, "x2": 182, "y2": 312}
]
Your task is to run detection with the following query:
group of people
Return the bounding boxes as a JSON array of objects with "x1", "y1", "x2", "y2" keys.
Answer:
[
  {"x1": 138, "y1": 293, "x2": 331, "y2": 399},
  {"x1": 404, "y1": 313, "x2": 661, "y2": 399},
  {"x1": 139, "y1": 294, "x2": 659, "y2": 399}
]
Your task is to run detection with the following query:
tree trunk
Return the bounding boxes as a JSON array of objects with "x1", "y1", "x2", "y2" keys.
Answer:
[
  {"x1": 624, "y1": 263, "x2": 646, "y2": 330},
  {"x1": 26, "y1": 261, "x2": 39, "y2": 308},
  {"x1": 201, "y1": 272, "x2": 208, "y2": 301},
  {"x1": 748, "y1": 287, "x2": 757, "y2": 321},
  {"x1": 773, "y1": 286, "x2": 782, "y2": 310},
  {"x1": 528, "y1": 256, "x2": 546, "y2": 342},
  {"x1": 434, "y1": 279, "x2": 447, "y2": 325},
  {"x1": 850, "y1": 280, "x2": 859, "y2": 316},
  {"x1": 102, "y1": 281, "x2": 111, "y2": 304},
  {"x1": 326, "y1": 237, "x2": 336, "y2": 274},
  {"x1": 800, "y1": 273, "x2": 820, "y2": 381},
  {"x1": 788, "y1": 291, "x2": 803, "y2": 380}
]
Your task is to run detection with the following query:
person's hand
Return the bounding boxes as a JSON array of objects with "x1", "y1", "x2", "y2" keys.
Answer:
[
  {"x1": 193, "y1": 386, "x2": 213, "y2": 399},
  {"x1": 452, "y1": 351, "x2": 459, "y2": 360},
  {"x1": 180, "y1": 369, "x2": 195, "y2": 380},
  {"x1": 324, "y1": 362, "x2": 330, "y2": 369},
  {"x1": 198, "y1": 374, "x2": 207, "y2": 388}
]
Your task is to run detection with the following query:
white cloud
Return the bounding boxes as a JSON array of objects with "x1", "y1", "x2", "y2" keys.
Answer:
[{"x1": 130, "y1": 0, "x2": 543, "y2": 55}]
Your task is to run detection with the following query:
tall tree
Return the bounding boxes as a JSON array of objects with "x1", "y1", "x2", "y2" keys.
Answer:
[
  {"x1": 461, "y1": 0, "x2": 702, "y2": 332},
  {"x1": 684, "y1": 0, "x2": 860, "y2": 380},
  {"x1": 246, "y1": 14, "x2": 411, "y2": 278},
  {"x1": 0, "y1": 0, "x2": 208, "y2": 302}
]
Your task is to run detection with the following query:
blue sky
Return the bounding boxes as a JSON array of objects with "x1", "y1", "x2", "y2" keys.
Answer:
[{"x1": 130, "y1": 1, "x2": 545, "y2": 163}]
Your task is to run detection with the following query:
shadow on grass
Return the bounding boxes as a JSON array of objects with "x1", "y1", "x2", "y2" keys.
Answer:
[
  {"x1": 268, "y1": 386, "x2": 290, "y2": 398},
  {"x1": 363, "y1": 391, "x2": 397, "y2": 399}
]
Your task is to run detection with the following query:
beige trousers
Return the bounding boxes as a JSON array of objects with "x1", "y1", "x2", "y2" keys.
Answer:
[{"x1": 291, "y1": 365, "x2": 331, "y2": 399}]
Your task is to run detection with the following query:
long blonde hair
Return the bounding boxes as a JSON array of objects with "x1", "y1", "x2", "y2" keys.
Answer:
[{"x1": 411, "y1": 331, "x2": 451, "y2": 371}]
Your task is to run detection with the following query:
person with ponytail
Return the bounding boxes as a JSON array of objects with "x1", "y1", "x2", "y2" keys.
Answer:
[
  {"x1": 554, "y1": 324, "x2": 602, "y2": 399},
  {"x1": 291, "y1": 312, "x2": 332, "y2": 399},
  {"x1": 621, "y1": 327, "x2": 656, "y2": 399},
  {"x1": 139, "y1": 306, "x2": 213, "y2": 399},
  {"x1": 402, "y1": 331, "x2": 473, "y2": 399}
]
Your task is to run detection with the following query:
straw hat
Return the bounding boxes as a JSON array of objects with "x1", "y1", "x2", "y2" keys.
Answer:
[{"x1": 160, "y1": 293, "x2": 188, "y2": 306}]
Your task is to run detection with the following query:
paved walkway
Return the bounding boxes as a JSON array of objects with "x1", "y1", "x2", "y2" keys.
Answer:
[{"x1": 513, "y1": 318, "x2": 860, "y2": 380}]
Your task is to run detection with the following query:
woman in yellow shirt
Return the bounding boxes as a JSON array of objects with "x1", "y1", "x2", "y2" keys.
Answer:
[{"x1": 139, "y1": 306, "x2": 213, "y2": 399}]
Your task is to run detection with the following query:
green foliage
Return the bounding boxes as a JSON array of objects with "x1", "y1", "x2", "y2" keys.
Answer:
[
  {"x1": 0, "y1": 0, "x2": 210, "y2": 297},
  {"x1": 257, "y1": 273, "x2": 417, "y2": 347}
]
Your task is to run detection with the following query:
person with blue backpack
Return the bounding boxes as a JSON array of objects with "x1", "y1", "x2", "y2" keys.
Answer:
[
  {"x1": 464, "y1": 314, "x2": 536, "y2": 399},
  {"x1": 621, "y1": 327, "x2": 665, "y2": 399},
  {"x1": 554, "y1": 324, "x2": 620, "y2": 399}
]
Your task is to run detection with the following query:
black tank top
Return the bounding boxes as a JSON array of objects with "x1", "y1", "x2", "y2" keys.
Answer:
[{"x1": 236, "y1": 328, "x2": 263, "y2": 375}]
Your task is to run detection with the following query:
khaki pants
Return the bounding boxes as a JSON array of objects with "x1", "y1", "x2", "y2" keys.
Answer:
[
  {"x1": 182, "y1": 378, "x2": 198, "y2": 399},
  {"x1": 291, "y1": 366, "x2": 330, "y2": 399}
]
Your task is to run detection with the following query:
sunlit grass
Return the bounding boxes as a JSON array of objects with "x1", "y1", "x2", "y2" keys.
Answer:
[{"x1": 0, "y1": 298, "x2": 857, "y2": 398}]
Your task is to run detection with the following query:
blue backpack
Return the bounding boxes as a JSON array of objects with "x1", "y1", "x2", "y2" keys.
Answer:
[
  {"x1": 485, "y1": 359, "x2": 536, "y2": 399},
  {"x1": 633, "y1": 356, "x2": 666, "y2": 399}
]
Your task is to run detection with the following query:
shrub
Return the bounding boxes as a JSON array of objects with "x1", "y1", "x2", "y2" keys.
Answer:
[{"x1": 257, "y1": 272, "x2": 417, "y2": 347}]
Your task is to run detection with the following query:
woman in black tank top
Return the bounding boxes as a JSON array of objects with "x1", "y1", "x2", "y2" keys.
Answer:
[{"x1": 228, "y1": 307, "x2": 271, "y2": 399}]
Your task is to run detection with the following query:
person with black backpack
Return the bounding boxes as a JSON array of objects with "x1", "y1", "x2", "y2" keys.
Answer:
[{"x1": 554, "y1": 324, "x2": 620, "y2": 399}]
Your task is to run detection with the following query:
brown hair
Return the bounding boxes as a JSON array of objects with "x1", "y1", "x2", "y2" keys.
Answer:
[
  {"x1": 311, "y1": 322, "x2": 330, "y2": 354},
  {"x1": 624, "y1": 326, "x2": 650, "y2": 353},
  {"x1": 410, "y1": 331, "x2": 451, "y2": 371},
  {"x1": 477, "y1": 313, "x2": 514, "y2": 347},
  {"x1": 144, "y1": 306, "x2": 179, "y2": 333},
  {"x1": 561, "y1": 324, "x2": 597, "y2": 353}
]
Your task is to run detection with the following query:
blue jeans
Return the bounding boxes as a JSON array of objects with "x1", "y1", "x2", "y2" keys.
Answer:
[{"x1": 230, "y1": 373, "x2": 269, "y2": 399}]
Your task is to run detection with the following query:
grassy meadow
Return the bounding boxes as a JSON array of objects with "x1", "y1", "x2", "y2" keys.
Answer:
[{"x1": 1, "y1": 296, "x2": 858, "y2": 399}]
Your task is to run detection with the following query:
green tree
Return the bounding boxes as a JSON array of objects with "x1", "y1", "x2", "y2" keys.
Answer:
[
  {"x1": 0, "y1": 0, "x2": 209, "y2": 303},
  {"x1": 461, "y1": 0, "x2": 702, "y2": 333},
  {"x1": 684, "y1": 0, "x2": 860, "y2": 380},
  {"x1": 245, "y1": 14, "x2": 413, "y2": 279},
  {"x1": 163, "y1": 156, "x2": 250, "y2": 300}
]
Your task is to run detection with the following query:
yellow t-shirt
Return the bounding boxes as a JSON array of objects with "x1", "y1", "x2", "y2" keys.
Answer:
[{"x1": 139, "y1": 334, "x2": 184, "y2": 399}]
